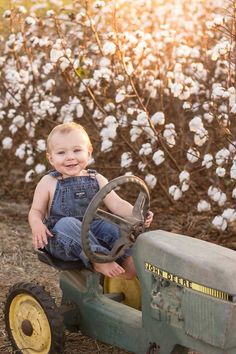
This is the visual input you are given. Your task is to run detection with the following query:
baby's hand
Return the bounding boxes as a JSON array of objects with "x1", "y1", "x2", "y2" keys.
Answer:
[
  {"x1": 32, "y1": 224, "x2": 53, "y2": 250},
  {"x1": 144, "y1": 210, "x2": 153, "y2": 228}
]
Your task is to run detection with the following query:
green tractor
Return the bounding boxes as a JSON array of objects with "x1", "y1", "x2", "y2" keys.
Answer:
[{"x1": 4, "y1": 176, "x2": 236, "y2": 354}]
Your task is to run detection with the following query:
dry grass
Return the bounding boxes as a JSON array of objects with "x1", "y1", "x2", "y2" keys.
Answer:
[{"x1": 0, "y1": 199, "x2": 223, "y2": 354}]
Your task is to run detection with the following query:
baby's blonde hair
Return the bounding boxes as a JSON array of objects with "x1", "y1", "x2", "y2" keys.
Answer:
[{"x1": 47, "y1": 122, "x2": 92, "y2": 152}]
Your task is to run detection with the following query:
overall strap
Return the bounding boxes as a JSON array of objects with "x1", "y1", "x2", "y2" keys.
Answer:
[
  {"x1": 87, "y1": 169, "x2": 97, "y2": 179},
  {"x1": 47, "y1": 170, "x2": 62, "y2": 178}
]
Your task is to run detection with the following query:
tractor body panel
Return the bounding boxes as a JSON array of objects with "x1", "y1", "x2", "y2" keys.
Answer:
[
  {"x1": 59, "y1": 229, "x2": 236, "y2": 354},
  {"x1": 59, "y1": 269, "x2": 147, "y2": 354},
  {"x1": 134, "y1": 230, "x2": 236, "y2": 353}
]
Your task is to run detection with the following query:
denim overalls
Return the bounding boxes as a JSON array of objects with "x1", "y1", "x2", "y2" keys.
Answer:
[{"x1": 44, "y1": 169, "x2": 122, "y2": 267}]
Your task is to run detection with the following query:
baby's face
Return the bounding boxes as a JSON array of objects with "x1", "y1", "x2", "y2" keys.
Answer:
[{"x1": 46, "y1": 129, "x2": 92, "y2": 177}]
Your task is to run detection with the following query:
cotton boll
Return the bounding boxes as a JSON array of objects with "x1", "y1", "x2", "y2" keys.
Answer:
[
  {"x1": 203, "y1": 112, "x2": 214, "y2": 123},
  {"x1": 101, "y1": 139, "x2": 112, "y2": 152},
  {"x1": 46, "y1": 10, "x2": 55, "y2": 17},
  {"x1": 12, "y1": 115, "x2": 25, "y2": 128},
  {"x1": 50, "y1": 48, "x2": 64, "y2": 63},
  {"x1": 115, "y1": 90, "x2": 126, "y2": 103},
  {"x1": 232, "y1": 188, "x2": 236, "y2": 198},
  {"x1": 230, "y1": 163, "x2": 236, "y2": 179},
  {"x1": 103, "y1": 41, "x2": 116, "y2": 55},
  {"x1": 137, "y1": 111, "x2": 148, "y2": 125},
  {"x1": 9, "y1": 124, "x2": 18, "y2": 135},
  {"x1": 121, "y1": 152, "x2": 132, "y2": 168},
  {"x1": 2, "y1": 137, "x2": 13, "y2": 149},
  {"x1": 181, "y1": 181, "x2": 189, "y2": 192},
  {"x1": 197, "y1": 200, "x2": 211, "y2": 212},
  {"x1": 100, "y1": 57, "x2": 111, "y2": 68},
  {"x1": 104, "y1": 102, "x2": 115, "y2": 112},
  {"x1": 183, "y1": 102, "x2": 191, "y2": 109},
  {"x1": 35, "y1": 164, "x2": 46, "y2": 174},
  {"x1": 36, "y1": 139, "x2": 46, "y2": 152},
  {"x1": 44, "y1": 79, "x2": 55, "y2": 91},
  {"x1": 126, "y1": 61, "x2": 134, "y2": 76},
  {"x1": 170, "y1": 82, "x2": 183, "y2": 97},
  {"x1": 139, "y1": 143, "x2": 152, "y2": 156},
  {"x1": 169, "y1": 185, "x2": 182, "y2": 200},
  {"x1": 213, "y1": 15, "x2": 225, "y2": 26},
  {"x1": 151, "y1": 112, "x2": 165, "y2": 125},
  {"x1": 76, "y1": 104, "x2": 84, "y2": 118},
  {"x1": 216, "y1": 167, "x2": 226, "y2": 177},
  {"x1": 163, "y1": 124, "x2": 176, "y2": 147},
  {"x1": 138, "y1": 162, "x2": 146, "y2": 172},
  {"x1": 194, "y1": 127, "x2": 208, "y2": 147},
  {"x1": 93, "y1": 1, "x2": 105, "y2": 9},
  {"x1": 145, "y1": 174, "x2": 157, "y2": 189},
  {"x1": 15, "y1": 144, "x2": 26, "y2": 159},
  {"x1": 222, "y1": 208, "x2": 236, "y2": 222},
  {"x1": 104, "y1": 115, "x2": 117, "y2": 126},
  {"x1": 202, "y1": 154, "x2": 213, "y2": 168},
  {"x1": 208, "y1": 186, "x2": 219, "y2": 199},
  {"x1": 218, "y1": 193, "x2": 227, "y2": 206},
  {"x1": 3, "y1": 10, "x2": 11, "y2": 18},
  {"x1": 25, "y1": 17, "x2": 36, "y2": 26},
  {"x1": 130, "y1": 126, "x2": 142, "y2": 142},
  {"x1": 0, "y1": 111, "x2": 6, "y2": 120},
  {"x1": 152, "y1": 150, "x2": 165, "y2": 166},
  {"x1": 187, "y1": 148, "x2": 200, "y2": 163},
  {"x1": 26, "y1": 156, "x2": 34, "y2": 165},
  {"x1": 25, "y1": 169, "x2": 34, "y2": 183},
  {"x1": 212, "y1": 215, "x2": 227, "y2": 231},
  {"x1": 88, "y1": 155, "x2": 95, "y2": 166},
  {"x1": 60, "y1": 57, "x2": 70, "y2": 71},
  {"x1": 215, "y1": 148, "x2": 230, "y2": 166},
  {"x1": 189, "y1": 116, "x2": 203, "y2": 132},
  {"x1": 179, "y1": 170, "x2": 190, "y2": 183}
]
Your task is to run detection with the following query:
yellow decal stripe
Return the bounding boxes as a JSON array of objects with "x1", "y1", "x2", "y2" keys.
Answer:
[{"x1": 145, "y1": 262, "x2": 231, "y2": 301}]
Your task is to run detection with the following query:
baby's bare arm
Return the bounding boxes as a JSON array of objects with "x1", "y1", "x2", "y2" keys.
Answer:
[
  {"x1": 28, "y1": 175, "x2": 54, "y2": 249},
  {"x1": 96, "y1": 174, "x2": 133, "y2": 217},
  {"x1": 96, "y1": 174, "x2": 154, "y2": 227}
]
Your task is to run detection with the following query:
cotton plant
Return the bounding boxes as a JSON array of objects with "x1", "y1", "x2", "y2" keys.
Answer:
[{"x1": 2, "y1": 0, "x2": 236, "y2": 235}]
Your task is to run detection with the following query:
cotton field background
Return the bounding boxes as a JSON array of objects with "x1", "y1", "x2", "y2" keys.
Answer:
[
  {"x1": 1, "y1": 0, "x2": 235, "y2": 353},
  {"x1": 1, "y1": 0, "x2": 236, "y2": 239}
]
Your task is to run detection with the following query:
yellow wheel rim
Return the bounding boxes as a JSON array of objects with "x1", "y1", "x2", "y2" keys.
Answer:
[
  {"x1": 9, "y1": 294, "x2": 51, "y2": 354},
  {"x1": 104, "y1": 276, "x2": 141, "y2": 310}
]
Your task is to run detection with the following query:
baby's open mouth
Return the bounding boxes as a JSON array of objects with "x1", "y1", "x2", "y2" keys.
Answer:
[{"x1": 66, "y1": 164, "x2": 77, "y2": 167}]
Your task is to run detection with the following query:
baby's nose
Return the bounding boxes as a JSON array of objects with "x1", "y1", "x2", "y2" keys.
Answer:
[{"x1": 66, "y1": 151, "x2": 76, "y2": 159}]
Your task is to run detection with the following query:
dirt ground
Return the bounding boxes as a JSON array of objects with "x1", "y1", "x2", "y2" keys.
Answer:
[
  {"x1": 0, "y1": 200, "x2": 131, "y2": 354},
  {"x1": 0, "y1": 199, "x2": 234, "y2": 354}
]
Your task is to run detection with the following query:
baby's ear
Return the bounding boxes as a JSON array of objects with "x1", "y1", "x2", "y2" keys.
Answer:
[
  {"x1": 46, "y1": 152, "x2": 53, "y2": 165},
  {"x1": 88, "y1": 147, "x2": 93, "y2": 156}
]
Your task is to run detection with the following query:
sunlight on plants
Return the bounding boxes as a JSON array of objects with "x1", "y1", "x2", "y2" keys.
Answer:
[{"x1": 1, "y1": 0, "x2": 236, "y2": 233}]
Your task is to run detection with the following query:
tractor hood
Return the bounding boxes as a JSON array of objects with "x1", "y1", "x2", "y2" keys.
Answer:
[{"x1": 134, "y1": 230, "x2": 236, "y2": 297}]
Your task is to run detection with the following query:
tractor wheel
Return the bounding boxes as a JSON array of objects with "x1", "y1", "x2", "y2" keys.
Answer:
[
  {"x1": 104, "y1": 275, "x2": 141, "y2": 310},
  {"x1": 4, "y1": 282, "x2": 65, "y2": 354}
]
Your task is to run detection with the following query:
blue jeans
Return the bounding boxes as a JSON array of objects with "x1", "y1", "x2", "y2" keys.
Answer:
[{"x1": 45, "y1": 217, "x2": 128, "y2": 267}]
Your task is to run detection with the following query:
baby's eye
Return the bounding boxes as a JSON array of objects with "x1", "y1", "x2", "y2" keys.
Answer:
[
  {"x1": 74, "y1": 149, "x2": 81, "y2": 153},
  {"x1": 57, "y1": 151, "x2": 65, "y2": 155}
]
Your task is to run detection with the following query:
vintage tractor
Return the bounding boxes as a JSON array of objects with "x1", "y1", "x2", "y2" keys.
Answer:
[{"x1": 4, "y1": 175, "x2": 236, "y2": 354}]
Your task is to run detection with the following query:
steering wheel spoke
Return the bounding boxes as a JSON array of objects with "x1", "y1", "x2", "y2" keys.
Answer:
[
  {"x1": 110, "y1": 234, "x2": 133, "y2": 257},
  {"x1": 132, "y1": 191, "x2": 148, "y2": 221},
  {"x1": 96, "y1": 209, "x2": 133, "y2": 233}
]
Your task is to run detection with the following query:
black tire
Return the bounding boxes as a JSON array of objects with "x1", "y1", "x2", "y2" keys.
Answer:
[{"x1": 4, "y1": 282, "x2": 65, "y2": 354}]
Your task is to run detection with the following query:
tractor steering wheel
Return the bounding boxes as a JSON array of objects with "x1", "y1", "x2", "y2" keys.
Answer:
[{"x1": 81, "y1": 175, "x2": 150, "y2": 263}]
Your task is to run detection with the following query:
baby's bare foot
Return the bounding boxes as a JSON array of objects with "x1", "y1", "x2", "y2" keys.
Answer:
[{"x1": 93, "y1": 261, "x2": 125, "y2": 278}]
